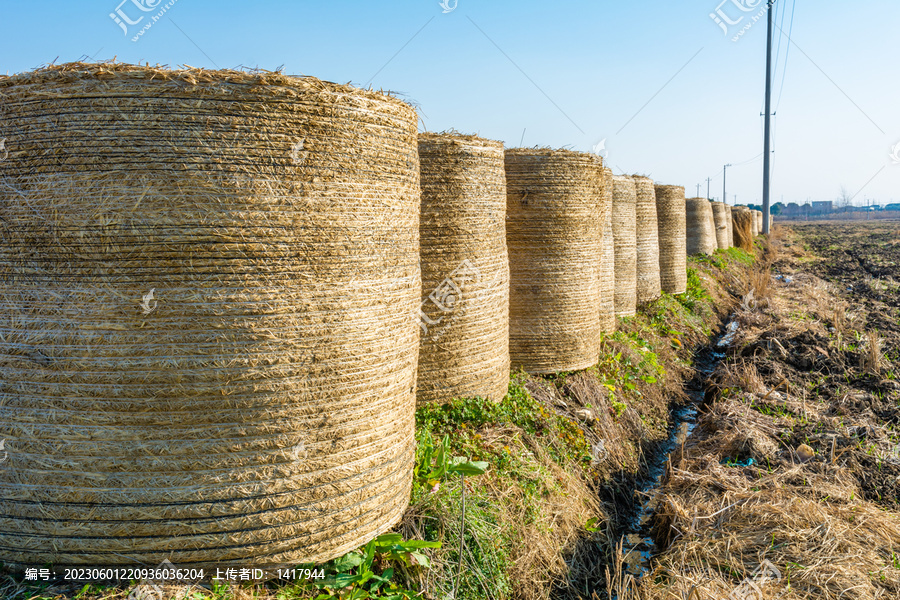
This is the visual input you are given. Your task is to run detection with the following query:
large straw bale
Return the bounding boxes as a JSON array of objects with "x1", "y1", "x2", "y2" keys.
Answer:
[
  {"x1": 732, "y1": 207, "x2": 755, "y2": 251},
  {"x1": 611, "y1": 175, "x2": 638, "y2": 316},
  {"x1": 632, "y1": 175, "x2": 662, "y2": 303},
  {"x1": 416, "y1": 132, "x2": 509, "y2": 404},
  {"x1": 711, "y1": 201, "x2": 730, "y2": 250},
  {"x1": 750, "y1": 209, "x2": 760, "y2": 237},
  {"x1": 0, "y1": 63, "x2": 420, "y2": 567},
  {"x1": 725, "y1": 205, "x2": 734, "y2": 249},
  {"x1": 756, "y1": 209, "x2": 764, "y2": 234},
  {"x1": 598, "y1": 167, "x2": 616, "y2": 333},
  {"x1": 686, "y1": 197, "x2": 717, "y2": 256},
  {"x1": 505, "y1": 149, "x2": 603, "y2": 374},
  {"x1": 654, "y1": 185, "x2": 687, "y2": 294}
]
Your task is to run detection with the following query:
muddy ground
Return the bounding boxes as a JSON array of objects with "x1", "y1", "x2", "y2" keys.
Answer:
[{"x1": 620, "y1": 221, "x2": 900, "y2": 600}]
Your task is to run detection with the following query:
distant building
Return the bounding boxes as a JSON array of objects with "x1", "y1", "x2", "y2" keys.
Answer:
[
  {"x1": 885, "y1": 203, "x2": 900, "y2": 211},
  {"x1": 784, "y1": 203, "x2": 801, "y2": 216},
  {"x1": 811, "y1": 201, "x2": 833, "y2": 215}
]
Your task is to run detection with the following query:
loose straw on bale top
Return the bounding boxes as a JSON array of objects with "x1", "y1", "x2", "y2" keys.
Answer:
[
  {"x1": 654, "y1": 185, "x2": 687, "y2": 294},
  {"x1": 416, "y1": 132, "x2": 509, "y2": 404},
  {"x1": 711, "y1": 201, "x2": 731, "y2": 250},
  {"x1": 598, "y1": 167, "x2": 616, "y2": 333},
  {"x1": 632, "y1": 175, "x2": 661, "y2": 304},
  {"x1": 685, "y1": 197, "x2": 718, "y2": 256},
  {"x1": 611, "y1": 175, "x2": 638, "y2": 317},
  {"x1": 732, "y1": 206, "x2": 754, "y2": 251},
  {"x1": 0, "y1": 62, "x2": 420, "y2": 568},
  {"x1": 505, "y1": 148, "x2": 602, "y2": 374}
]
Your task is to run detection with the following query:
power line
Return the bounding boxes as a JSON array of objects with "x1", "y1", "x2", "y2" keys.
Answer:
[
  {"x1": 775, "y1": 0, "x2": 796, "y2": 111},
  {"x1": 772, "y1": 0, "x2": 786, "y2": 83}
]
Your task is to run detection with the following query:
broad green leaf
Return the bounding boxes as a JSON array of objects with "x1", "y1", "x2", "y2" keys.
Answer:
[{"x1": 448, "y1": 460, "x2": 489, "y2": 476}]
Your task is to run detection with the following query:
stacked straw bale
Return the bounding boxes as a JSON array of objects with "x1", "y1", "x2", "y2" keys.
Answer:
[
  {"x1": 505, "y1": 149, "x2": 603, "y2": 374},
  {"x1": 598, "y1": 167, "x2": 616, "y2": 333},
  {"x1": 750, "y1": 209, "x2": 760, "y2": 237},
  {"x1": 416, "y1": 132, "x2": 509, "y2": 404},
  {"x1": 654, "y1": 185, "x2": 687, "y2": 294},
  {"x1": 612, "y1": 175, "x2": 638, "y2": 317},
  {"x1": 756, "y1": 210, "x2": 765, "y2": 234},
  {"x1": 732, "y1": 207, "x2": 755, "y2": 251},
  {"x1": 685, "y1": 198, "x2": 717, "y2": 256},
  {"x1": 711, "y1": 201, "x2": 730, "y2": 250},
  {"x1": 632, "y1": 175, "x2": 662, "y2": 304},
  {"x1": 0, "y1": 63, "x2": 420, "y2": 567},
  {"x1": 725, "y1": 205, "x2": 734, "y2": 249}
]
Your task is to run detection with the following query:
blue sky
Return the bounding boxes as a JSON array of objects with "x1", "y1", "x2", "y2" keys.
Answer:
[{"x1": 1, "y1": 0, "x2": 897, "y2": 206}]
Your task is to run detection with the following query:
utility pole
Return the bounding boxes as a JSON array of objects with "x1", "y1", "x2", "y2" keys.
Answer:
[
  {"x1": 697, "y1": 183, "x2": 701, "y2": 197},
  {"x1": 762, "y1": 0, "x2": 776, "y2": 234},
  {"x1": 723, "y1": 164, "x2": 732, "y2": 205},
  {"x1": 707, "y1": 178, "x2": 711, "y2": 200}
]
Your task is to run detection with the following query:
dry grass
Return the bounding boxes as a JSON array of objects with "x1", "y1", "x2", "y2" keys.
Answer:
[{"x1": 859, "y1": 330, "x2": 884, "y2": 376}]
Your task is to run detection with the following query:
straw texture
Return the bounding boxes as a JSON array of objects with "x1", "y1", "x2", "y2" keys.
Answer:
[
  {"x1": 611, "y1": 176, "x2": 637, "y2": 316},
  {"x1": 732, "y1": 207, "x2": 754, "y2": 251},
  {"x1": 654, "y1": 185, "x2": 687, "y2": 294},
  {"x1": 416, "y1": 132, "x2": 509, "y2": 404},
  {"x1": 725, "y1": 205, "x2": 734, "y2": 250},
  {"x1": 685, "y1": 198, "x2": 717, "y2": 256},
  {"x1": 505, "y1": 149, "x2": 603, "y2": 374},
  {"x1": 598, "y1": 167, "x2": 616, "y2": 333},
  {"x1": 632, "y1": 176, "x2": 662, "y2": 304},
  {"x1": 756, "y1": 210, "x2": 764, "y2": 235},
  {"x1": 751, "y1": 209, "x2": 760, "y2": 237},
  {"x1": 710, "y1": 201, "x2": 730, "y2": 250},
  {"x1": 0, "y1": 63, "x2": 420, "y2": 568}
]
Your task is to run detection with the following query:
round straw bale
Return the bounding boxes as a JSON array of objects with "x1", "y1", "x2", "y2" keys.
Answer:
[
  {"x1": 598, "y1": 167, "x2": 616, "y2": 333},
  {"x1": 632, "y1": 176, "x2": 662, "y2": 304},
  {"x1": 750, "y1": 209, "x2": 760, "y2": 237},
  {"x1": 725, "y1": 205, "x2": 734, "y2": 249},
  {"x1": 611, "y1": 175, "x2": 638, "y2": 316},
  {"x1": 732, "y1": 207, "x2": 755, "y2": 251},
  {"x1": 710, "y1": 201, "x2": 730, "y2": 250},
  {"x1": 505, "y1": 149, "x2": 603, "y2": 374},
  {"x1": 0, "y1": 63, "x2": 420, "y2": 568},
  {"x1": 654, "y1": 185, "x2": 687, "y2": 294},
  {"x1": 685, "y1": 198, "x2": 718, "y2": 256},
  {"x1": 416, "y1": 132, "x2": 509, "y2": 404},
  {"x1": 756, "y1": 210, "x2": 764, "y2": 234}
]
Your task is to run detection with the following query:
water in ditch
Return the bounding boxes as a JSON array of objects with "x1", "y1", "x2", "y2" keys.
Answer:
[{"x1": 615, "y1": 327, "x2": 733, "y2": 580}]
